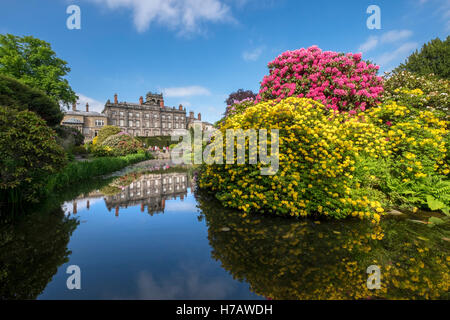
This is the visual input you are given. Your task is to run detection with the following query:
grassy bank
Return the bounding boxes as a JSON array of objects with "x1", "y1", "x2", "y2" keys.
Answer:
[{"x1": 44, "y1": 152, "x2": 152, "y2": 196}]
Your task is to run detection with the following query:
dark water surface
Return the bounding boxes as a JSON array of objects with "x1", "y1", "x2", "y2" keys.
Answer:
[{"x1": 0, "y1": 164, "x2": 449, "y2": 300}]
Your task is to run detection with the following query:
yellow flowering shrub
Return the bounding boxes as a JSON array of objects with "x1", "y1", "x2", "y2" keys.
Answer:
[
  {"x1": 198, "y1": 97, "x2": 388, "y2": 219},
  {"x1": 367, "y1": 101, "x2": 449, "y2": 180}
]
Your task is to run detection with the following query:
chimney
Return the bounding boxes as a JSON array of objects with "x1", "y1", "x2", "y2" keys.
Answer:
[
  {"x1": 139, "y1": 96, "x2": 144, "y2": 105},
  {"x1": 141, "y1": 203, "x2": 144, "y2": 212},
  {"x1": 179, "y1": 104, "x2": 183, "y2": 111},
  {"x1": 115, "y1": 206, "x2": 119, "y2": 217},
  {"x1": 72, "y1": 102, "x2": 77, "y2": 111},
  {"x1": 198, "y1": 113, "x2": 201, "y2": 121},
  {"x1": 86, "y1": 102, "x2": 89, "y2": 112},
  {"x1": 161, "y1": 198, "x2": 166, "y2": 210},
  {"x1": 114, "y1": 93, "x2": 118, "y2": 104},
  {"x1": 160, "y1": 99, "x2": 164, "y2": 108},
  {"x1": 189, "y1": 111, "x2": 194, "y2": 118}
]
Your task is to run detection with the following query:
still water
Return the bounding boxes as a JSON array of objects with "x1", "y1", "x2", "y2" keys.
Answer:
[{"x1": 0, "y1": 163, "x2": 449, "y2": 300}]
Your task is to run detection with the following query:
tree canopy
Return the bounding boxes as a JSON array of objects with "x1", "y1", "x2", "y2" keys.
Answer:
[
  {"x1": 0, "y1": 74, "x2": 64, "y2": 127},
  {"x1": 225, "y1": 89, "x2": 257, "y2": 106},
  {"x1": 394, "y1": 36, "x2": 450, "y2": 80},
  {"x1": 0, "y1": 34, "x2": 77, "y2": 106}
]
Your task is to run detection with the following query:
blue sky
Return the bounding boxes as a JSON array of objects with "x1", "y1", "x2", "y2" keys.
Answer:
[{"x1": 0, "y1": 0, "x2": 449, "y2": 122}]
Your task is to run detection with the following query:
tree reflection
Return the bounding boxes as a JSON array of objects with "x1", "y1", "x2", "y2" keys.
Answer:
[
  {"x1": 196, "y1": 191, "x2": 449, "y2": 300},
  {"x1": 0, "y1": 208, "x2": 78, "y2": 299}
]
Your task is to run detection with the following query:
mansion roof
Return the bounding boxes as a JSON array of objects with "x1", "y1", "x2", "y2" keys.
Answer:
[
  {"x1": 103, "y1": 102, "x2": 186, "y2": 113},
  {"x1": 65, "y1": 110, "x2": 107, "y2": 117}
]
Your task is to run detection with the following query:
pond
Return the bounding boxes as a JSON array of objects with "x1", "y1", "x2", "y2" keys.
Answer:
[{"x1": 0, "y1": 162, "x2": 449, "y2": 300}]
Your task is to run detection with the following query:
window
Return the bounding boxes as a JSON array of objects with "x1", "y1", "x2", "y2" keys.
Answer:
[
  {"x1": 145, "y1": 113, "x2": 149, "y2": 118},
  {"x1": 120, "y1": 111, "x2": 124, "y2": 116},
  {"x1": 112, "y1": 119, "x2": 116, "y2": 126},
  {"x1": 136, "y1": 120, "x2": 140, "y2": 127},
  {"x1": 129, "y1": 120, "x2": 133, "y2": 127},
  {"x1": 120, "y1": 119, "x2": 124, "y2": 126},
  {"x1": 95, "y1": 119, "x2": 104, "y2": 126},
  {"x1": 145, "y1": 121, "x2": 149, "y2": 128},
  {"x1": 136, "y1": 113, "x2": 140, "y2": 118},
  {"x1": 168, "y1": 122, "x2": 172, "y2": 128},
  {"x1": 129, "y1": 112, "x2": 133, "y2": 117},
  {"x1": 162, "y1": 123, "x2": 166, "y2": 128},
  {"x1": 175, "y1": 123, "x2": 178, "y2": 129}
]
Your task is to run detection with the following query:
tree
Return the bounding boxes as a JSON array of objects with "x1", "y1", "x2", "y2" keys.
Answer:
[
  {"x1": 0, "y1": 34, "x2": 77, "y2": 107},
  {"x1": 225, "y1": 89, "x2": 257, "y2": 106},
  {"x1": 0, "y1": 74, "x2": 64, "y2": 127},
  {"x1": 394, "y1": 36, "x2": 450, "y2": 80},
  {"x1": 0, "y1": 107, "x2": 67, "y2": 203}
]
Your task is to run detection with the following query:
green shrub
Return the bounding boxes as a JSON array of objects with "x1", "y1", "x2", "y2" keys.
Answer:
[
  {"x1": 0, "y1": 74, "x2": 64, "y2": 127},
  {"x1": 45, "y1": 153, "x2": 151, "y2": 195},
  {"x1": 136, "y1": 135, "x2": 176, "y2": 148},
  {"x1": 96, "y1": 125, "x2": 121, "y2": 145},
  {"x1": 71, "y1": 145, "x2": 88, "y2": 155},
  {"x1": 383, "y1": 71, "x2": 449, "y2": 116},
  {"x1": 0, "y1": 107, "x2": 67, "y2": 203},
  {"x1": 100, "y1": 132, "x2": 143, "y2": 156}
]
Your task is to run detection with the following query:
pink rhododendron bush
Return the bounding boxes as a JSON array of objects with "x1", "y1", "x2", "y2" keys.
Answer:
[{"x1": 257, "y1": 46, "x2": 384, "y2": 113}]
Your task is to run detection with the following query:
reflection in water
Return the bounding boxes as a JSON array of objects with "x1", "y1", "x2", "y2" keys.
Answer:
[
  {"x1": 196, "y1": 191, "x2": 450, "y2": 300},
  {"x1": 67, "y1": 170, "x2": 192, "y2": 218},
  {"x1": 1, "y1": 168, "x2": 448, "y2": 300},
  {"x1": 0, "y1": 208, "x2": 78, "y2": 299}
]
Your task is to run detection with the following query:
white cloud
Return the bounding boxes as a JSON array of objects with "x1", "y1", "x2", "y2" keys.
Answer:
[
  {"x1": 75, "y1": 93, "x2": 105, "y2": 113},
  {"x1": 376, "y1": 42, "x2": 418, "y2": 67},
  {"x1": 162, "y1": 86, "x2": 211, "y2": 97},
  {"x1": 242, "y1": 47, "x2": 263, "y2": 61},
  {"x1": 89, "y1": 0, "x2": 234, "y2": 34},
  {"x1": 358, "y1": 36, "x2": 379, "y2": 53},
  {"x1": 358, "y1": 30, "x2": 413, "y2": 53},
  {"x1": 380, "y1": 30, "x2": 413, "y2": 44}
]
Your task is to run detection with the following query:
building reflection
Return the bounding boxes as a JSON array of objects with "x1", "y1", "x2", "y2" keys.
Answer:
[{"x1": 69, "y1": 171, "x2": 191, "y2": 217}]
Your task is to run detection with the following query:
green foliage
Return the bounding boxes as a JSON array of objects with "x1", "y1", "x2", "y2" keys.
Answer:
[
  {"x1": 96, "y1": 125, "x2": 121, "y2": 145},
  {"x1": 0, "y1": 207, "x2": 78, "y2": 299},
  {"x1": 55, "y1": 126, "x2": 84, "y2": 146},
  {"x1": 45, "y1": 153, "x2": 151, "y2": 196},
  {"x1": 0, "y1": 107, "x2": 67, "y2": 203},
  {"x1": 0, "y1": 74, "x2": 64, "y2": 127},
  {"x1": 136, "y1": 135, "x2": 176, "y2": 148},
  {"x1": 394, "y1": 36, "x2": 450, "y2": 80},
  {"x1": 383, "y1": 71, "x2": 449, "y2": 116},
  {"x1": 0, "y1": 34, "x2": 77, "y2": 106}
]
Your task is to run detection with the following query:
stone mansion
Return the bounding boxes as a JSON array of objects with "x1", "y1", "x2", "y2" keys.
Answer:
[{"x1": 61, "y1": 92, "x2": 212, "y2": 141}]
